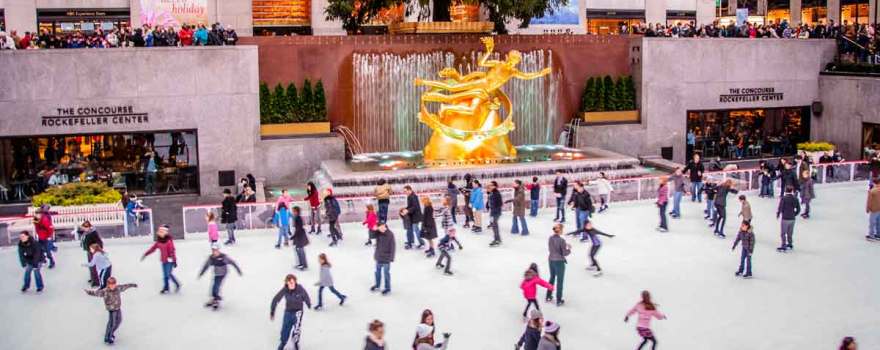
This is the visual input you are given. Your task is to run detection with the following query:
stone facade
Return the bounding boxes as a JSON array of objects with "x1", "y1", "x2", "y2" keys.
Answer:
[
  {"x1": 814, "y1": 75, "x2": 880, "y2": 160},
  {"x1": 0, "y1": 46, "x2": 260, "y2": 196},
  {"x1": 256, "y1": 135, "x2": 345, "y2": 187},
  {"x1": 577, "y1": 38, "x2": 837, "y2": 164}
]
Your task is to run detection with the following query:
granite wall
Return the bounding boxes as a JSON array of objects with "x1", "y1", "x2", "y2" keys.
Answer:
[
  {"x1": 578, "y1": 38, "x2": 837, "y2": 164},
  {"x1": 0, "y1": 46, "x2": 261, "y2": 196},
  {"x1": 256, "y1": 135, "x2": 345, "y2": 187},
  {"x1": 814, "y1": 75, "x2": 880, "y2": 160}
]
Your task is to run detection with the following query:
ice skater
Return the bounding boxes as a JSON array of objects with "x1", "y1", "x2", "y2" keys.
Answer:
[
  {"x1": 776, "y1": 186, "x2": 801, "y2": 252},
  {"x1": 702, "y1": 180, "x2": 718, "y2": 221},
  {"x1": 291, "y1": 206, "x2": 310, "y2": 270},
  {"x1": 731, "y1": 221, "x2": 755, "y2": 278},
  {"x1": 656, "y1": 177, "x2": 669, "y2": 232},
  {"x1": 520, "y1": 265, "x2": 553, "y2": 317},
  {"x1": 364, "y1": 320, "x2": 386, "y2": 350},
  {"x1": 412, "y1": 309, "x2": 451, "y2": 350},
  {"x1": 625, "y1": 290, "x2": 667, "y2": 350},
  {"x1": 508, "y1": 179, "x2": 530, "y2": 235},
  {"x1": 569, "y1": 222, "x2": 615, "y2": 277},
  {"x1": 668, "y1": 168, "x2": 686, "y2": 218},
  {"x1": 324, "y1": 188, "x2": 343, "y2": 246},
  {"x1": 33, "y1": 205, "x2": 56, "y2": 269},
  {"x1": 371, "y1": 222, "x2": 396, "y2": 295},
  {"x1": 84, "y1": 277, "x2": 137, "y2": 345},
  {"x1": 273, "y1": 202, "x2": 292, "y2": 248},
  {"x1": 487, "y1": 181, "x2": 504, "y2": 247},
  {"x1": 18, "y1": 231, "x2": 44, "y2": 293},
  {"x1": 469, "y1": 180, "x2": 485, "y2": 233},
  {"x1": 527, "y1": 176, "x2": 541, "y2": 217},
  {"x1": 421, "y1": 197, "x2": 439, "y2": 257},
  {"x1": 141, "y1": 226, "x2": 180, "y2": 294},
  {"x1": 515, "y1": 309, "x2": 543, "y2": 350},
  {"x1": 595, "y1": 172, "x2": 614, "y2": 213},
  {"x1": 800, "y1": 169, "x2": 815, "y2": 219},
  {"x1": 83, "y1": 243, "x2": 112, "y2": 289},
  {"x1": 304, "y1": 182, "x2": 322, "y2": 234},
  {"x1": 712, "y1": 179, "x2": 739, "y2": 238},
  {"x1": 737, "y1": 195, "x2": 752, "y2": 224},
  {"x1": 537, "y1": 321, "x2": 562, "y2": 350},
  {"x1": 435, "y1": 196, "x2": 460, "y2": 276},
  {"x1": 362, "y1": 204, "x2": 378, "y2": 246},
  {"x1": 546, "y1": 224, "x2": 570, "y2": 305},
  {"x1": 79, "y1": 221, "x2": 103, "y2": 287},
  {"x1": 314, "y1": 253, "x2": 347, "y2": 310},
  {"x1": 221, "y1": 188, "x2": 238, "y2": 245},
  {"x1": 206, "y1": 211, "x2": 219, "y2": 245},
  {"x1": 270, "y1": 274, "x2": 312, "y2": 350},
  {"x1": 402, "y1": 185, "x2": 424, "y2": 249},
  {"x1": 198, "y1": 245, "x2": 242, "y2": 309}
]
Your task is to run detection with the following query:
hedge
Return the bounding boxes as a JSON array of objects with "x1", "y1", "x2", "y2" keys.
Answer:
[
  {"x1": 259, "y1": 79, "x2": 329, "y2": 124},
  {"x1": 580, "y1": 75, "x2": 637, "y2": 113},
  {"x1": 32, "y1": 182, "x2": 122, "y2": 207}
]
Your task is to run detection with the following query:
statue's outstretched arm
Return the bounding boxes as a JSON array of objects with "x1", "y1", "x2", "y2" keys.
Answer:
[
  {"x1": 478, "y1": 37, "x2": 502, "y2": 68},
  {"x1": 459, "y1": 71, "x2": 486, "y2": 81},
  {"x1": 513, "y1": 67, "x2": 552, "y2": 80}
]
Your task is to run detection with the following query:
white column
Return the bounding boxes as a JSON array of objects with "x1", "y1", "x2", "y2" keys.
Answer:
[
  {"x1": 696, "y1": 0, "x2": 717, "y2": 25},
  {"x1": 645, "y1": 0, "x2": 667, "y2": 25},
  {"x1": 3, "y1": 0, "x2": 38, "y2": 33},
  {"x1": 130, "y1": 0, "x2": 142, "y2": 29},
  {"x1": 870, "y1": 0, "x2": 877, "y2": 24},
  {"x1": 311, "y1": 0, "x2": 345, "y2": 35},
  {"x1": 827, "y1": 0, "x2": 841, "y2": 25},
  {"x1": 217, "y1": 0, "x2": 254, "y2": 36},
  {"x1": 790, "y1": 0, "x2": 802, "y2": 26}
]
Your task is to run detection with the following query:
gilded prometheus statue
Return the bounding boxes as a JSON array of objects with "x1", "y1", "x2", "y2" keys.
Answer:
[{"x1": 415, "y1": 37, "x2": 552, "y2": 163}]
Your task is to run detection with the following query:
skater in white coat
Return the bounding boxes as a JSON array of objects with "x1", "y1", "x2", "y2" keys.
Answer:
[{"x1": 595, "y1": 172, "x2": 614, "y2": 213}]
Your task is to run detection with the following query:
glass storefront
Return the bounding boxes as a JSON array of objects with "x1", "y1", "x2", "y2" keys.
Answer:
[
  {"x1": 666, "y1": 11, "x2": 696, "y2": 27},
  {"x1": 801, "y1": 0, "x2": 828, "y2": 25},
  {"x1": 0, "y1": 9, "x2": 5, "y2": 31},
  {"x1": 766, "y1": 0, "x2": 791, "y2": 24},
  {"x1": 0, "y1": 131, "x2": 199, "y2": 203},
  {"x1": 586, "y1": 10, "x2": 644, "y2": 35},
  {"x1": 840, "y1": 0, "x2": 869, "y2": 25},
  {"x1": 37, "y1": 8, "x2": 130, "y2": 34},
  {"x1": 686, "y1": 107, "x2": 811, "y2": 161},
  {"x1": 862, "y1": 123, "x2": 880, "y2": 159}
]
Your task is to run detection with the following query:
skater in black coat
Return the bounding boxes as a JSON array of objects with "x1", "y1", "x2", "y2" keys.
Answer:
[
  {"x1": 79, "y1": 221, "x2": 103, "y2": 287},
  {"x1": 420, "y1": 197, "x2": 438, "y2": 257},
  {"x1": 18, "y1": 231, "x2": 44, "y2": 292},
  {"x1": 198, "y1": 246, "x2": 242, "y2": 308},
  {"x1": 220, "y1": 189, "x2": 238, "y2": 245},
  {"x1": 291, "y1": 206, "x2": 310, "y2": 270},
  {"x1": 371, "y1": 223, "x2": 396, "y2": 294},
  {"x1": 487, "y1": 181, "x2": 504, "y2": 247},
  {"x1": 402, "y1": 186, "x2": 424, "y2": 249}
]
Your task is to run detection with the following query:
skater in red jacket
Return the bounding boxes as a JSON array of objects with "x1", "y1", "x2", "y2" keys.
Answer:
[
  {"x1": 140, "y1": 226, "x2": 180, "y2": 294},
  {"x1": 519, "y1": 265, "x2": 553, "y2": 317}
]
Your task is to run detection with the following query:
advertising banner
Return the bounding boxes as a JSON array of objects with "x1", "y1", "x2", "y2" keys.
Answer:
[{"x1": 140, "y1": 0, "x2": 208, "y2": 27}]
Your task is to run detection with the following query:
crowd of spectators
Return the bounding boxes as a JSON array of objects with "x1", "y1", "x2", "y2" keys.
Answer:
[{"x1": 0, "y1": 22, "x2": 238, "y2": 50}]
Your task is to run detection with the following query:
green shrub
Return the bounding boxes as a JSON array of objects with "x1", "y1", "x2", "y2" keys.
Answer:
[
  {"x1": 797, "y1": 141, "x2": 835, "y2": 152},
  {"x1": 259, "y1": 82, "x2": 271, "y2": 123},
  {"x1": 314, "y1": 80, "x2": 328, "y2": 122},
  {"x1": 259, "y1": 80, "x2": 328, "y2": 124},
  {"x1": 285, "y1": 82, "x2": 300, "y2": 123},
  {"x1": 32, "y1": 182, "x2": 122, "y2": 207},
  {"x1": 301, "y1": 79, "x2": 315, "y2": 122}
]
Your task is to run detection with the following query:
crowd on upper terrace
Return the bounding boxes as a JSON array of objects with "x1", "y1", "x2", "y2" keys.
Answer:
[{"x1": 0, "y1": 22, "x2": 238, "y2": 50}]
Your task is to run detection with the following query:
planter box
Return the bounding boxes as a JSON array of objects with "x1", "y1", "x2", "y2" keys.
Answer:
[
  {"x1": 260, "y1": 122, "x2": 331, "y2": 136},
  {"x1": 581, "y1": 110, "x2": 640, "y2": 125}
]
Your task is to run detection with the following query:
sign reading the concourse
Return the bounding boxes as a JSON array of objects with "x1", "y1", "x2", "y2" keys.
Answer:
[
  {"x1": 41, "y1": 105, "x2": 149, "y2": 128},
  {"x1": 719, "y1": 87, "x2": 784, "y2": 103}
]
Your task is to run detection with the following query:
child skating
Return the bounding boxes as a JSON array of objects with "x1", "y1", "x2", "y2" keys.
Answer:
[
  {"x1": 198, "y1": 245, "x2": 242, "y2": 309},
  {"x1": 625, "y1": 290, "x2": 667, "y2": 350},
  {"x1": 273, "y1": 202, "x2": 292, "y2": 249},
  {"x1": 435, "y1": 196, "x2": 461, "y2": 276},
  {"x1": 314, "y1": 253, "x2": 347, "y2": 310},
  {"x1": 520, "y1": 265, "x2": 553, "y2": 318},
  {"x1": 82, "y1": 243, "x2": 112, "y2": 289},
  {"x1": 141, "y1": 226, "x2": 180, "y2": 294},
  {"x1": 731, "y1": 221, "x2": 755, "y2": 278},
  {"x1": 596, "y1": 172, "x2": 614, "y2": 213},
  {"x1": 84, "y1": 277, "x2": 137, "y2": 345},
  {"x1": 363, "y1": 204, "x2": 378, "y2": 246},
  {"x1": 206, "y1": 211, "x2": 219, "y2": 245}
]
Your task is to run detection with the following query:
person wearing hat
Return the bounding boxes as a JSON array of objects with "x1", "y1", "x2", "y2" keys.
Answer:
[
  {"x1": 536, "y1": 321, "x2": 561, "y2": 350},
  {"x1": 198, "y1": 244, "x2": 242, "y2": 309},
  {"x1": 84, "y1": 277, "x2": 137, "y2": 345},
  {"x1": 516, "y1": 309, "x2": 543, "y2": 350},
  {"x1": 79, "y1": 220, "x2": 103, "y2": 286},
  {"x1": 33, "y1": 204, "x2": 56, "y2": 269},
  {"x1": 141, "y1": 226, "x2": 181, "y2": 294}
]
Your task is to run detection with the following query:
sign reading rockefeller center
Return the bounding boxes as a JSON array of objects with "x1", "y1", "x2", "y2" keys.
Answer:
[
  {"x1": 41, "y1": 105, "x2": 150, "y2": 127},
  {"x1": 719, "y1": 87, "x2": 784, "y2": 103}
]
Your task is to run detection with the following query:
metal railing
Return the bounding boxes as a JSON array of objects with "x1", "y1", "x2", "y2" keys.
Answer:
[
  {"x1": 180, "y1": 161, "x2": 869, "y2": 237},
  {"x1": 0, "y1": 208, "x2": 154, "y2": 246}
]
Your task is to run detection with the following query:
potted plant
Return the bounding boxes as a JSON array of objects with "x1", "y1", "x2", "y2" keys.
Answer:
[
  {"x1": 259, "y1": 79, "x2": 331, "y2": 136},
  {"x1": 796, "y1": 141, "x2": 835, "y2": 163},
  {"x1": 580, "y1": 75, "x2": 639, "y2": 124}
]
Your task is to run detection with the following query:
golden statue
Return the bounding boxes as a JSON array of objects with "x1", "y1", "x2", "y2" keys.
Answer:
[{"x1": 415, "y1": 37, "x2": 552, "y2": 163}]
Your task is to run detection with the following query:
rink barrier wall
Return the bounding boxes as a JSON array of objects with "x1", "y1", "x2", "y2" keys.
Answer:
[
  {"x1": 179, "y1": 161, "x2": 870, "y2": 239},
  {"x1": 0, "y1": 209, "x2": 155, "y2": 247}
]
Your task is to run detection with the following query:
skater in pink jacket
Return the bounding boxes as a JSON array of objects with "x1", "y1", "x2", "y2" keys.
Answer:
[
  {"x1": 625, "y1": 290, "x2": 667, "y2": 350},
  {"x1": 519, "y1": 266, "x2": 553, "y2": 318}
]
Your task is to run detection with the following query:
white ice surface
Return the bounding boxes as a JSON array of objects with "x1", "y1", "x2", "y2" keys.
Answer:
[{"x1": 1, "y1": 182, "x2": 878, "y2": 350}]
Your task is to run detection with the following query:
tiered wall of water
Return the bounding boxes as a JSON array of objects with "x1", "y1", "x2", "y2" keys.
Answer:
[{"x1": 352, "y1": 49, "x2": 559, "y2": 153}]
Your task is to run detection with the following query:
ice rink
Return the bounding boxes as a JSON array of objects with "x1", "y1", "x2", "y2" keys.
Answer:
[{"x1": 1, "y1": 182, "x2": 877, "y2": 350}]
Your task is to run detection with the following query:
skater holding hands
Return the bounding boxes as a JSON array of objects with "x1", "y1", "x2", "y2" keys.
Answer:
[
  {"x1": 521, "y1": 264, "x2": 553, "y2": 317},
  {"x1": 82, "y1": 243, "x2": 112, "y2": 289},
  {"x1": 625, "y1": 290, "x2": 666, "y2": 350}
]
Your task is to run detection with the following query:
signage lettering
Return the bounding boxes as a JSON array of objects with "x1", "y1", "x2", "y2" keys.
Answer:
[
  {"x1": 41, "y1": 105, "x2": 150, "y2": 128},
  {"x1": 719, "y1": 87, "x2": 784, "y2": 103}
]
